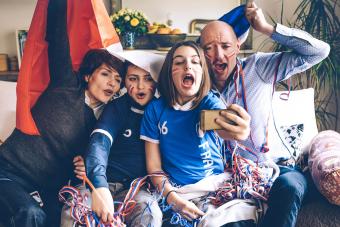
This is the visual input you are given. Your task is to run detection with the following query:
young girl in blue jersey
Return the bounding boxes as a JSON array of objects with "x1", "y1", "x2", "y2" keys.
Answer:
[{"x1": 139, "y1": 41, "x2": 251, "y2": 225}]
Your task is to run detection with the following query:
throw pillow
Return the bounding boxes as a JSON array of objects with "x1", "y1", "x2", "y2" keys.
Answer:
[
  {"x1": 309, "y1": 130, "x2": 340, "y2": 206},
  {"x1": 280, "y1": 123, "x2": 304, "y2": 158}
]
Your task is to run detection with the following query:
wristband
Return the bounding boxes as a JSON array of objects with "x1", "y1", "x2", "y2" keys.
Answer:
[{"x1": 165, "y1": 189, "x2": 176, "y2": 203}]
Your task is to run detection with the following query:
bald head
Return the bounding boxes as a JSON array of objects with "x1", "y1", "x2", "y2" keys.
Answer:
[{"x1": 200, "y1": 21, "x2": 238, "y2": 47}]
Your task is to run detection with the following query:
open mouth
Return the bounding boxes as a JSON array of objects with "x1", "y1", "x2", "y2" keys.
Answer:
[
  {"x1": 182, "y1": 74, "x2": 195, "y2": 87},
  {"x1": 213, "y1": 62, "x2": 227, "y2": 74},
  {"x1": 104, "y1": 89, "x2": 114, "y2": 96},
  {"x1": 136, "y1": 92, "x2": 146, "y2": 99}
]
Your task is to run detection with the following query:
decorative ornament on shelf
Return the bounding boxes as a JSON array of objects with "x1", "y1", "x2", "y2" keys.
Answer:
[
  {"x1": 147, "y1": 23, "x2": 186, "y2": 51},
  {"x1": 110, "y1": 8, "x2": 149, "y2": 49}
]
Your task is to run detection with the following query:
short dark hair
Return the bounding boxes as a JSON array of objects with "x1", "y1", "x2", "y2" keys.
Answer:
[
  {"x1": 78, "y1": 49, "x2": 124, "y2": 87},
  {"x1": 123, "y1": 60, "x2": 136, "y2": 80},
  {"x1": 158, "y1": 40, "x2": 211, "y2": 109},
  {"x1": 120, "y1": 61, "x2": 136, "y2": 87}
]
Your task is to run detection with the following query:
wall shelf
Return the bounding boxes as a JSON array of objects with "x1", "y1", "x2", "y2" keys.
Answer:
[{"x1": 0, "y1": 71, "x2": 18, "y2": 82}]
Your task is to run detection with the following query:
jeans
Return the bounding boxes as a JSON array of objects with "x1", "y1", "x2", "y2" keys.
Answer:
[
  {"x1": 260, "y1": 166, "x2": 307, "y2": 227},
  {"x1": 0, "y1": 168, "x2": 61, "y2": 227}
]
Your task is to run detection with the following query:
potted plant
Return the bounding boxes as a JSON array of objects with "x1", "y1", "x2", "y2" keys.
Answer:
[
  {"x1": 110, "y1": 8, "x2": 150, "y2": 49},
  {"x1": 270, "y1": 0, "x2": 340, "y2": 131}
]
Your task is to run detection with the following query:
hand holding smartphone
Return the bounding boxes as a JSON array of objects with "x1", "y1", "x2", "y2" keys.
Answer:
[{"x1": 200, "y1": 109, "x2": 239, "y2": 131}]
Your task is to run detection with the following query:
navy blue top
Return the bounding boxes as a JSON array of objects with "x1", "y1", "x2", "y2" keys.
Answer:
[{"x1": 86, "y1": 94, "x2": 147, "y2": 188}]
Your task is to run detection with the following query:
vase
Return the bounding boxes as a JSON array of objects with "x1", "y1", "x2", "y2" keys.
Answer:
[{"x1": 123, "y1": 31, "x2": 136, "y2": 50}]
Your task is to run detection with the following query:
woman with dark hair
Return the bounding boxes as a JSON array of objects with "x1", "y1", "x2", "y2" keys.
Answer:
[{"x1": 0, "y1": 0, "x2": 124, "y2": 226}]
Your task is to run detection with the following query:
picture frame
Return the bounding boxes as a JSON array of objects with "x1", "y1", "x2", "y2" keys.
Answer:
[
  {"x1": 189, "y1": 19, "x2": 212, "y2": 35},
  {"x1": 15, "y1": 29, "x2": 28, "y2": 67},
  {"x1": 109, "y1": 0, "x2": 122, "y2": 14}
]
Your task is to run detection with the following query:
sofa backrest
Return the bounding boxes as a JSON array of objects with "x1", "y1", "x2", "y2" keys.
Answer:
[
  {"x1": 0, "y1": 81, "x2": 17, "y2": 143},
  {"x1": 267, "y1": 88, "x2": 318, "y2": 162},
  {"x1": 0, "y1": 83, "x2": 319, "y2": 162}
]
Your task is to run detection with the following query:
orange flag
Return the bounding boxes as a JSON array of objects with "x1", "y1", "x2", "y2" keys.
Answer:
[{"x1": 16, "y1": 0, "x2": 122, "y2": 135}]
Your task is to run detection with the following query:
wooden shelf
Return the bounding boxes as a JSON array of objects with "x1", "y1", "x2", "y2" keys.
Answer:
[
  {"x1": 0, "y1": 71, "x2": 18, "y2": 82},
  {"x1": 0, "y1": 48, "x2": 255, "y2": 82}
]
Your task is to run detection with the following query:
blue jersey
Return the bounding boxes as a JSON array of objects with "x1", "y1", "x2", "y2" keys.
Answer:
[
  {"x1": 86, "y1": 94, "x2": 146, "y2": 188},
  {"x1": 140, "y1": 91, "x2": 226, "y2": 186}
]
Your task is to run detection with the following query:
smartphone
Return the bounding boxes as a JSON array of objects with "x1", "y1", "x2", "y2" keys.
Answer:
[{"x1": 200, "y1": 109, "x2": 238, "y2": 131}]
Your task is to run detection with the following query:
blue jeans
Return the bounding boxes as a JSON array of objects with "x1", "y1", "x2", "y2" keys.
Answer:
[
  {"x1": 0, "y1": 167, "x2": 61, "y2": 227},
  {"x1": 260, "y1": 166, "x2": 307, "y2": 227}
]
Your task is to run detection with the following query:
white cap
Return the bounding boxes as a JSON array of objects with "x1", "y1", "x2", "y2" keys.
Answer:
[{"x1": 111, "y1": 50, "x2": 165, "y2": 82}]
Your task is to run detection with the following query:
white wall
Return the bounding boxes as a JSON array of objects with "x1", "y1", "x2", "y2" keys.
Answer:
[
  {"x1": 0, "y1": 0, "x2": 111, "y2": 57},
  {"x1": 0, "y1": 0, "x2": 303, "y2": 56},
  {"x1": 123, "y1": 0, "x2": 302, "y2": 52},
  {"x1": 0, "y1": 0, "x2": 302, "y2": 56},
  {"x1": 123, "y1": 0, "x2": 239, "y2": 33},
  {"x1": 0, "y1": 0, "x2": 36, "y2": 57}
]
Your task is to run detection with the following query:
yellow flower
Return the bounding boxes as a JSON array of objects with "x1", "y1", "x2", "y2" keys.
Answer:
[
  {"x1": 111, "y1": 8, "x2": 149, "y2": 36},
  {"x1": 130, "y1": 18, "x2": 139, "y2": 27}
]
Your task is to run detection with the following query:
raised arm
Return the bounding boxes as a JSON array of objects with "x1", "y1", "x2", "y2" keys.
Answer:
[
  {"x1": 245, "y1": 2, "x2": 330, "y2": 83},
  {"x1": 46, "y1": 0, "x2": 75, "y2": 87}
]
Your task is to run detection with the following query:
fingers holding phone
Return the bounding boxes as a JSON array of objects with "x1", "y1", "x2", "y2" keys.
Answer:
[
  {"x1": 227, "y1": 104, "x2": 251, "y2": 129},
  {"x1": 216, "y1": 104, "x2": 251, "y2": 141},
  {"x1": 200, "y1": 109, "x2": 235, "y2": 131},
  {"x1": 200, "y1": 104, "x2": 250, "y2": 140}
]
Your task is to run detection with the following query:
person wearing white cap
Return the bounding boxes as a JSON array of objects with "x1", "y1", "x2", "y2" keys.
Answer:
[
  {"x1": 200, "y1": 2, "x2": 330, "y2": 227},
  {"x1": 69, "y1": 51, "x2": 164, "y2": 226}
]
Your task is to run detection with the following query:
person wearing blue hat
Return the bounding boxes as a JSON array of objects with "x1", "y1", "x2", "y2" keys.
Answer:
[{"x1": 200, "y1": 1, "x2": 330, "y2": 227}]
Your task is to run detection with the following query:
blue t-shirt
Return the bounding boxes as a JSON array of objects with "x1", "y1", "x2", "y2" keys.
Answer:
[
  {"x1": 140, "y1": 91, "x2": 226, "y2": 186},
  {"x1": 86, "y1": 94, "x2": 146, "y2": 188}
]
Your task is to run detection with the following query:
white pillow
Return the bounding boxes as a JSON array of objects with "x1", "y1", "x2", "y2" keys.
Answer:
[
  {"x1": 267, "y1": 88, "x2": 318, "y2": 162},
  {"x1": 0, "y1": 81, "x2": 17, "y2": 143}
]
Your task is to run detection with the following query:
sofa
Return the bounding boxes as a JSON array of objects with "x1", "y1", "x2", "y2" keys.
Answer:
[
  {"x1": 0, "y1": 81, "x2": 339, "y2": 226},
  {"x1": 268, "y1": 88, "x2": 340, "y2": 227}
]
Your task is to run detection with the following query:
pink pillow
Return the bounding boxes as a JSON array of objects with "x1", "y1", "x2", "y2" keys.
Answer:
[{"x1": 309, "y1": 130, "x2": 340, "y2": 205}]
